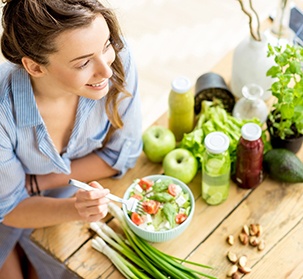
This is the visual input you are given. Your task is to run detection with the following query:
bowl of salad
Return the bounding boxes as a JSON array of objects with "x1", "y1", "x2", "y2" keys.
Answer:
[{"x1": 122, "y1": 174, "x2": 195, "y2": 242}]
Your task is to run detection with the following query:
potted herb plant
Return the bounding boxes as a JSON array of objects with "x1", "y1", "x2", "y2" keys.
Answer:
[{"x1": 266, "y1": 43, "x2": 303, "y2": 153}]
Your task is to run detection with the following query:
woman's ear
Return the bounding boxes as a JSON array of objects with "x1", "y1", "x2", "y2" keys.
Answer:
[{"x1": 21, "y1": 57, "x2": 46, "y2": 77}]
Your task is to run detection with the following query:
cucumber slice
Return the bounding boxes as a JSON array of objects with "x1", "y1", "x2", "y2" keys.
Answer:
[
  {"x1": 206, "y1": 192, "x2": 223, "y2": 205},
  {"x1": 205, "y1": 158, "x2": 224, "y2": 175}
]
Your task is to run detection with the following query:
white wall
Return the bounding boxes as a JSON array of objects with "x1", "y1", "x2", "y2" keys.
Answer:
[{"x1": 0, "y1": 0, "x2": 282, "y2": 129}]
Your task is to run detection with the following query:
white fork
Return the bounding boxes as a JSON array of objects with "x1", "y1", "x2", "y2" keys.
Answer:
[{"x1": 69, "y1": 179, "x2": 144, "y2": 214}]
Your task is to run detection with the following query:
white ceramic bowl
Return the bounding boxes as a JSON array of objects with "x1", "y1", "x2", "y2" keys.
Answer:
[{"x1": 122, "y1": 174, "x2": 195, "y2": 242}]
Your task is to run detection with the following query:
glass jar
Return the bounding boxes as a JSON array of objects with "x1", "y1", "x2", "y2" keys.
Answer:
[
  {"x1": 202, "y1": 132, "x2": 230, "y2": 205},
  {"x1": 235, "y1": 123, "x2": 264, "y2": 189},
  {"x1": 232, "y1": 83, "x2": 268, "y2": 123},
  {"x1": 264, "y1": 0, "x2": 295, "y2": 47},
  {"x1": 168, "y1": 76, "x2": 194, "y2": 141}
]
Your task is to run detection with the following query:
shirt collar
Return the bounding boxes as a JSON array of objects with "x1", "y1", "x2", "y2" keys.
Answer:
[
  {"x1": 12, "y1": 68, "x2": 42, "y2": 128},
  {"x1": 11, "y1": 68, "x2": 99, "y2": 128}
]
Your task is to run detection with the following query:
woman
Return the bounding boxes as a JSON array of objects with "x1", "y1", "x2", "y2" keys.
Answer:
[{"x1": 0, "y1": 0, "x2": 142, "y2": 278}]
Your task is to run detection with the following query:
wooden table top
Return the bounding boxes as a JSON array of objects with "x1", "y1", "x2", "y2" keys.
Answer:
[{"x1": 31, "y1": 46, "x2": 303, "y2": 279}]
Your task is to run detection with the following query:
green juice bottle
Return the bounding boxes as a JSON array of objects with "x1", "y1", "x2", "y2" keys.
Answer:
[
  {"x1": 202, "y1": 132, "x2": 230, "y2": 205},
  {"x1": 168, "y1": 76, "x2": 194, "y2": 141}
]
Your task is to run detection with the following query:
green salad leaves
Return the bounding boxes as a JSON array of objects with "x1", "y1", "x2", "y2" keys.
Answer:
[{"x1": 179, "y1": 100, "x2": 270, "y2": 174}]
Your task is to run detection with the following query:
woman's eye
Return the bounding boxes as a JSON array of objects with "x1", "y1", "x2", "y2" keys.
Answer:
[
  {"x1": 78, "y1": 60, "x2": 90, "y2": 69},
  {"x1": 105, "y1": 39, "x2": 113, "y2": 50}
]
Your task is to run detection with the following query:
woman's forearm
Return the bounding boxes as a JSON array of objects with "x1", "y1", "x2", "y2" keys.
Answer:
[
  {"x1": 3, "y1": 181, "x2": 110, "y2": 228},
  {"x1": 37, "y1": 153, "x2": 118, "y2": 190},
  {"x1": 2, "y1": 196, "x2": 79, "y2": 228}
]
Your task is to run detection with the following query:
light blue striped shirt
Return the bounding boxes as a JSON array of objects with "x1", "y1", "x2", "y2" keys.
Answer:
[{"x1": 0, "y1": 45, "x2": 143, "y2": 222}]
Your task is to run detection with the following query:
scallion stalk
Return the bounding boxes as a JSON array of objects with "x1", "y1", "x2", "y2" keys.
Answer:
[
  {"x1": 107, "y1": 202, "x2": 218, "y2": 279},
  {"x1": 92, "y1": 237, "x2": 137, "y2": 279},
  {"x1": 136, "y1": 237, "x2": 216, "y2": 278},
  {"x1": 133, "y1": 236, "x2": 200, "y2": 279},
  {"x1": 90, "y1": 222, "x2": 158, "y2": 277}
]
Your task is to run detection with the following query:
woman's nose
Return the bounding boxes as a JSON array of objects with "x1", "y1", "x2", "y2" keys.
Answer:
[{"x1": 94, "y1": 53, "x2": 114, "y2": 79}]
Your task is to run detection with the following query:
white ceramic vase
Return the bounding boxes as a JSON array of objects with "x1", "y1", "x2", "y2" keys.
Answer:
[{"x1": 230, "y1": 34, "x2": 275, "y2": 101}]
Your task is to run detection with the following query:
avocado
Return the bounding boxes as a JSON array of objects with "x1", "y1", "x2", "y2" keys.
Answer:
[{"x1": 263, "y1": 148, "x2": 303, "y2": 183}]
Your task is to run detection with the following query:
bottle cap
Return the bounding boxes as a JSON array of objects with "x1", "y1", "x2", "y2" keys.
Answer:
[
  {"x1": 171, "y1": 76, "x2": 191, "y2": 93},
  {"x1": 241, "y1": 123, "x2": 262, "y2": 141},
  {"x1": 242, "y1": 83, "x2": 264, "y2": 100},
  {"x1": 204, "y1": 132, "x2": 230, "y2": 154}
]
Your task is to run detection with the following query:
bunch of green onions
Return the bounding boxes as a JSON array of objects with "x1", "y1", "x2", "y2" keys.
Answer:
[{"x1": 90, "y1": 202, "x2": 217, "y2": 279}]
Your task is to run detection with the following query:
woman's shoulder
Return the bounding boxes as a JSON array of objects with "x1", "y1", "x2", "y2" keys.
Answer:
[
  {"x1": 0, "y1": 61, "x2": 18, "y2": 77},
  {"x1": 0, "y1": 62, "x2": 25, "y2": 104},
  {"x1": 0, "y1": 62, "x2": 22, "y2": 102},
  {"x1": 119, "y1": 38, "x2": 135, "y2": 76}
]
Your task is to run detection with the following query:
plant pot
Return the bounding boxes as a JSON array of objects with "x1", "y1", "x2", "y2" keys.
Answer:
[
  {"x1": 269, "y1": 133, "x2": 303, "y2": 153},
  {"x1": 194, "y1": 72, "x2": 235, "y2": 114},
  {"x1": 266, "y1": 118, "x2": 303, "y2": 153}
]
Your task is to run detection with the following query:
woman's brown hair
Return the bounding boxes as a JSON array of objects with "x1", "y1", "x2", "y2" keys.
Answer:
[{"x1": 1, "y1": 0, "x2": 130, "y2": 129}]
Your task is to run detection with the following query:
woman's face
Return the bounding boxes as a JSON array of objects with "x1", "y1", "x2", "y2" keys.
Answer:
[{"x1": 41, "y1": 14, "x2": 115, "y2": 100}]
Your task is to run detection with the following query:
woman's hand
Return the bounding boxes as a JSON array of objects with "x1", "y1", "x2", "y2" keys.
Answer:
[{"x1": 74, "y1": 181, "x2": 110, "y2": 222}]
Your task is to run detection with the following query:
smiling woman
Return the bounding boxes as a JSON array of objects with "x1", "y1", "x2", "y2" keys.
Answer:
[
  {"x1": 33, "y1": 15, "x2": 116, "y2": 101},
  {"x1": 0, "y1": 0, "x2": 142, "y2": 278}
]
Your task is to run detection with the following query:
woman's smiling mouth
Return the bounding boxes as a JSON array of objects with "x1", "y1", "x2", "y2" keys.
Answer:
[{"x1": 86, "y1": 79, "x2": 108, "y2": 89}]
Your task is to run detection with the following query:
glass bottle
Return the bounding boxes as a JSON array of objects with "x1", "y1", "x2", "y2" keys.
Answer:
[
  {"x1": 202, "y1": 132, "x2": 230, "y2": 205},
  {"x1": 265, "y1": 0, "x2": 295, "y2": 47},
  {"x1": 235, "y1": 123, "x2": 264, "y2": 189},
  {"x1": 168, "y1": 76, "x2": 194, "y2": 141},
  {"x1": 232, "y1": 83, "x2": 268, "y2": 123}
]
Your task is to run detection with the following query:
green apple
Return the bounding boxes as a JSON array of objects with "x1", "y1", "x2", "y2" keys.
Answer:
[
  {"x1": 142, "y1": 125, "x2": 176, "y2": 163},
  {"x1": 163, "y1": 148, "x2": 198, "y2": 184}
]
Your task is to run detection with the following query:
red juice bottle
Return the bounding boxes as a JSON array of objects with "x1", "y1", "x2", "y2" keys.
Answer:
[{"x1": 235, "y1": 123, "x2": 264, "y2": 189}]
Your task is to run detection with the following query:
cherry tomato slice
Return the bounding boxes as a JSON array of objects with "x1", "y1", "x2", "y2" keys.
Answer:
[
  {"x1": 131, "y1": 194, "x2": 143, "y2": 200},
  {"x1": 142, "y1": 200, "x2": 160, "y2": 215},
  {"x1": 168, "y1": 183, "x2": 178, "y2": 197},
  {"x1": 175, "y1": 213, "x2": 187, "y2": 224},
  {"x1": 138, "y1": 178, "x2": 153, "y2": 191},
  {"x1": 131, "y1": 212, "x2": 144, "y2": 225}
]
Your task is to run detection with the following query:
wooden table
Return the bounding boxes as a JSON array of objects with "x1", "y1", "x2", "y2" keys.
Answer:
[{"x1": 31, "y1": 49, "x2": 303, "y2": 279}]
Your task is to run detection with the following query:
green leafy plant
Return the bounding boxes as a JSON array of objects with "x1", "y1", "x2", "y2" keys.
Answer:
[{"x1": 266, "y1": 44, "x2": 303, "y2": 140}]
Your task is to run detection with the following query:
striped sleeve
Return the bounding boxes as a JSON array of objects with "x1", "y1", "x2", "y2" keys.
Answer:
[{"x1": 0, "y1": 102, "x2": 29, "y2": 222}]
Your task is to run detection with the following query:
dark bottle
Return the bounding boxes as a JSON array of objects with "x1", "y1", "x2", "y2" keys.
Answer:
[{"x1": 235, "y1": 123, "x2": 264, "y2": 189}]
